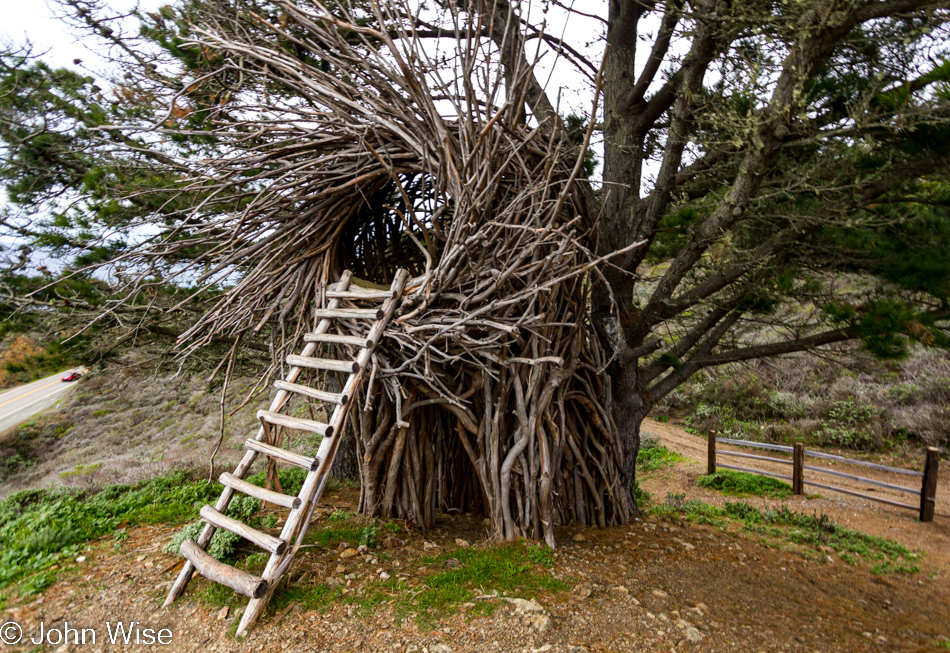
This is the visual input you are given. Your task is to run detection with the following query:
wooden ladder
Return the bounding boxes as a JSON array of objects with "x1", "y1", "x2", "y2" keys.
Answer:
[{"x1": 163, "y1": 269, "x2": 408, "y2": 636}]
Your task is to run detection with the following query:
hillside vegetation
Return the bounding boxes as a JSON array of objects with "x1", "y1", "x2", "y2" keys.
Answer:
[
  {"x1": 654, "y1": 345, "x2": 950, "y2": 455},
  {"x1": 0, "y1": 331, "x2": 281, "y2": 498}
]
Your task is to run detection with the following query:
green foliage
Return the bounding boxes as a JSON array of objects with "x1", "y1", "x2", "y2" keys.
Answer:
[
  {"x1": 632, "y1": 479, "x2": 651, "y2": 507},
  {"x1": 407, "y1": 544, "x2": 569, "y2": 626},
  {"x1": 647, "y1": 207, "x2": 705, "y2": 262},
  {"x1": 270, "y1": 581, "x2": 345, "y2": 614},
  {"x1": 163, "y1": 520, "x2": 244, "y2": 561},
  {"x1": 854, "y1": 299, "x2": 938, "y2": 359},
  {"x1": 162, "y1": 493, "x2": 261, "y2": 561},
  {"x1": 305, "y1": 523, "x2": 365, "y2": 548},
  {"x1": 697, "y1": 471, "x2": 794, "y2": 499},
  {"x1": 636, "y1": 444, "x2": 685, "y2": 473},
  {"x1": 19, "y1": 570, "x2": 57, "y2": 595},
  {"x1": 825, "y1": 180, "x2": 950, "y2": 303},
  {"x1": 526, "y1": 544, "x2": 556, "y2": 568},
  {"x1": 816, "y1": 398, "x2": 884, "y2": 449},
  {"x1": 0, "y1": 471, "x2": 217, "y2": 588},
  {"x1": 327, "y1": 509, "x2": 349, "y2": 522},
  {"x1": 244, "y1": 467, "x2": 307, "y2": 498},
  {"x1": 871, "y1": 560, "x2": 920, "y2": 575},
  {"x1": 266, "y1": 541, "x2": 569, "y2": 629},
  {"x1": 359, "y1": 525, "x2": 378, "y2": 548},
  {"x1": 652, "y1": 496, "x2": 921, "y2": 573},
  {"x1": 649, "y1": 492, "x2": 724, "y2": 524},
  {"x1": 111, "y1": 528, "x2": 130, "y2": 550}
]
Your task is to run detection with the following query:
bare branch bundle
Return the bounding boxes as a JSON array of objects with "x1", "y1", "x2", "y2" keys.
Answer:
[{"x1": 99, "y1": 0, "x2": 632, "y2": 541}]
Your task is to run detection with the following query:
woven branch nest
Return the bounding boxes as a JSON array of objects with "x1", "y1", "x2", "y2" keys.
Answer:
[{"x1": 119, "y1": 0, "x2": 632, "y2": 542}]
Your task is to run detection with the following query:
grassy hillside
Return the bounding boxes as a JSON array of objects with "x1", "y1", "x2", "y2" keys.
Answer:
[
  {"x1": 653, "y1": 344, "x2": 950, "y2": 456},
  {"x1": 0, "y1": 338, "x2": 331, "y2": 499}
]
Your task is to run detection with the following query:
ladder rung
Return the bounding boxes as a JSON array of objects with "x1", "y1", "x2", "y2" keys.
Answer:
[
  {"x1": 257, "y1": 410, "x2": 333, "y2": 437},
  {"x1": 303, "y1": 332, "x2": 373, "y2": 348},
  {"x1": 199, "y1": 506, "x2": 286, "y2": 555},
  {"x1": 274, "y1": 380, "x2": 347, "y2": 405},
  {"x1": 219, "y1": 473, "x2": 301, "y2": 510},
  {"x1": 314, "y1": 308, "x2": 384, "y2": 320},
  {"x1": 286, "y1": 354, "x2": 358, "y2": 374},
  {"x1": 245, "y1": 439, "x2": 320, "y2": 471},
  {"x1": 179, "y1": 540, "x2": 267, "y2": 599},
  {"x1": 326, "y1": 289, "x2": 394, "y2": 300}
]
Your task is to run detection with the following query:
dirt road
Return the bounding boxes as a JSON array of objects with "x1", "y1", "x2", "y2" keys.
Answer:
[
  {"x1": 640, "y1": 417, "x2": 950, "y2": 571},
  {"x1": 6, "y1": 489, "x2": 949, "y2": 653}
]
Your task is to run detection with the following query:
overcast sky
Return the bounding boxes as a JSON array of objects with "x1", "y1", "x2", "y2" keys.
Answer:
[
  {"x1": 5, "y1": 2, "x2": 98, "y2": 69},
  {"x1": 2, "y1": 1, "x2": 167, "y2": 73}
]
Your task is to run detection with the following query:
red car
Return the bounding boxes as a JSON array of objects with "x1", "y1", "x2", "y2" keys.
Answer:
[{"x1": 61, "y1": 371, "x2": 82, "y2": 382}]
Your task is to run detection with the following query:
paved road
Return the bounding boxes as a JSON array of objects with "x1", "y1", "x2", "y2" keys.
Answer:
[{"x1": 0, "y1": 369, "x2": 83, "y2": 434}]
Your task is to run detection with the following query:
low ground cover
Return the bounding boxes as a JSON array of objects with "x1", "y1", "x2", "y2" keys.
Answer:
[
  {"x1": 190, "y1": 508, "x2": 569, "y2": 636},
  {"x1": 696, "y1": 470, "x2": 794, "y2": 499},
  {"x1": 0, "y1": 471, "x2": 219, "y2": 594},
  {"x1": 650, "y1": 492, "x2": 921, "y2": 573}
]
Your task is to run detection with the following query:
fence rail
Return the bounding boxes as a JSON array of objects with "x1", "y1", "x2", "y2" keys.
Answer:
[
  {"x1": 717, "y1": 462, "x2": 792, "y2": 483},
  {"x1": 706, "y1": 433, "x2": 939, "y2": 522},
  {"x1": 718, "y1": 450, "x2": 793, "y2": 466}
]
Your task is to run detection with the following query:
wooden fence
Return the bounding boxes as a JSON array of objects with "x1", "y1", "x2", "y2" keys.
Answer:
[{"x1": 706, "y1": 434, "x2": 939, "y2": 522}]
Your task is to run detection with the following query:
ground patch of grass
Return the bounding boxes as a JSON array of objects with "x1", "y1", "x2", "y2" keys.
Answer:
[
  {"x1": 0, "y1": 471, "x2": 219, "y2": 591},
  {"x1": 650, "y1": 493, "x2": 921, "y2": 573},
  {"x1": 636, "y1": 444, "x2": 685, "y2": 473},
  {"x1": 697, "y1": 470, "x2": 794, "y2": 499},
  {"x1": 267, "y1": 541, "x2": 570, "y2": 630}
]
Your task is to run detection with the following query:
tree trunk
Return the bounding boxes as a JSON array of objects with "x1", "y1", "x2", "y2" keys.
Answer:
[{"x1": 609, "y1": 360, "x2": 650, "y2": 510}]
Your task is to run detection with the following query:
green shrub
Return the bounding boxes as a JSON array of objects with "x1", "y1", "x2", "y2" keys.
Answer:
[
  {"x1": 697, "y1": 470, "x2": 794, "y2": 499},
  {"x1": 359, "y1": 525, "x2": 378, "y2": 548},
  {"x1": 20, "y1": 570, "x2": 57, "y2": 595},
  {"x1": 163, "y1": 521, "x2": 243, "y2": 561},
  {"x1": 827, "y1": 398, "x2": 882, "y2": 425},
  {"x1": 767, "y1": 392, "x2": 808, "y2": 419},
  {"x1": 724, "y1": 501, "x2": 762, "y2": 521},
  {"x1": 649, "y1": 492, "x2": 726, "y2": 524},
  {"x1": 636, "y1": 444, "x2": 684, "y2": 472},
  {"x1": 0, "y1": 471, "x2": 218, "y2": 588}
]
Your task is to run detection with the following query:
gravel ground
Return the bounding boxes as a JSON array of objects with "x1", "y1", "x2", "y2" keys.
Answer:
[{"x1": 3, "y1": 486, "x2": 949, "y2": 653}]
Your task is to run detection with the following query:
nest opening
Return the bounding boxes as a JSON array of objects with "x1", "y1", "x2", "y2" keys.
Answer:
[{"x1": 340, "y1": 173, "x2": 449, "y2": 284}]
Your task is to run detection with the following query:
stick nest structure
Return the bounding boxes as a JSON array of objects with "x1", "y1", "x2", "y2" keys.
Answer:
[{"x1": 116, "y1": 0, "x2": 633, "y2": 544}]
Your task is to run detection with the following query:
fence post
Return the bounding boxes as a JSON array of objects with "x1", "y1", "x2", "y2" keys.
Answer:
[
  {"x1": 793, "y1": 443, "x2": 804, "y2": 495},
  {"x1": 920, "y1": 447, "x2": 939, "y2": 522},
  {"x1": 707, "y1": 431, "x2": 716, "y2": 475}
]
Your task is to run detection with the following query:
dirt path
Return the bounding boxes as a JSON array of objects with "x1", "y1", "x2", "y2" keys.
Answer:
[
  {"x1": 3, "y1": 431, "x2": 950, "y2": 652},
  {"x1": 4, "y1": 494, "x2": 950, "y2": 653},
  {"x1": 641, "y1": 418, "x2": 950, "y2": 573}
]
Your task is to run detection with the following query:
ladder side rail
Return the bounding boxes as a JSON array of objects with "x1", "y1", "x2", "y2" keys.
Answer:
[
  {"x1": 236, "y1": 269, "x2": 407, "y2": 637},
  {"x1": 164, "y1": 271, "x2": 354, "y2": 608},
  {"x1": 269, "y1": 268, "x2": 409, "y2": 565},
  {"x1": 307, "y1": 268, "x2": 407, "y2": 491}
]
